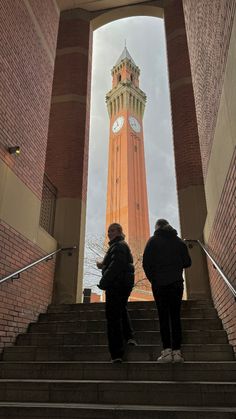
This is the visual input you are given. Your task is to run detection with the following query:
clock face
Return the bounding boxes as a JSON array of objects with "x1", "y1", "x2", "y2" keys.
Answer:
[
  {"x1": 112, "y1": 116, "x2": 124, "y2": 133},
  {"x1": 129, "y1": 116, "x2": 141, "y2": 133}
]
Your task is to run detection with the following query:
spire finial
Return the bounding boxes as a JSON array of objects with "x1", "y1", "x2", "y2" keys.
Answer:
[{"x1": 125, "y1": 39, "x2": 126, "y2": 48}]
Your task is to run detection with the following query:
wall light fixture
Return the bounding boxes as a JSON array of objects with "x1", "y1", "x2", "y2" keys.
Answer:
[{"x1": 8, "y1": 146, "x2": 21, "y2": 156}]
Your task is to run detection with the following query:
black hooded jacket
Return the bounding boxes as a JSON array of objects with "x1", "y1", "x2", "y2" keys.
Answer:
[
  {"x1": 142, "y1": 225, "x2": 191, "y2": 288},
  {"x1": 99, "y1": 236, "x2": 135, "y2": 291}
]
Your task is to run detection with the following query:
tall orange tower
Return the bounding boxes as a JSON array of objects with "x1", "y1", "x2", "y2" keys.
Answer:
[{"x1": 105, "y1": 47, "x2": 152, "y2": 301}]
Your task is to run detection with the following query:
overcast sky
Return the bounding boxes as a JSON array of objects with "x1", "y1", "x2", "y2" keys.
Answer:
[{"x1": 84, "y1": 16, "x2": 180, "y2": 287}]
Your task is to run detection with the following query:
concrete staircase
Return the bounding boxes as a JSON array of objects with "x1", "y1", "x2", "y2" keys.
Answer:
[{"x1": 0, "y1": 299, "x2": 236, "y2": 418}]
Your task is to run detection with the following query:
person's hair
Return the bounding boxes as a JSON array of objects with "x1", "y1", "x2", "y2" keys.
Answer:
[
  {"x1": 155, "y1": 219, "x2": 169, "y2": 229},
  {"x1": 109, "y1": 222, "x2": 122, "y2": 232}
]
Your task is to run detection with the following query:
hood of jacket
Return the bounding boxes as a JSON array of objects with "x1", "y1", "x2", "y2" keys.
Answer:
[{"x1": 154, "y1": 224, "x2": 177, "y2": 239}]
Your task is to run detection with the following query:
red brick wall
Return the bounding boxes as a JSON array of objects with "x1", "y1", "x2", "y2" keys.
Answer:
[
  {"x1": 0, "y1": 221, "x2": 55, "y2": 353},
  {"x1": 182, "y1": 0, "x2": 236, "y2": 353},
  {"x1": 45, "y1": 11, "x2": 92, "y2": 202},
  {"x1": 170, "y1": 84, "x2": 204, "y2": 190},
  {"x1": 0, "y1": 0, "x2": 59, "y2": 199},
  {"x1": 46, "y1": 101, "x2": 88, "y2": 198},
  {"x1": 0, "y1": 1, "x2": 59, "y2": 352},
  {"x1": 164, "y1": 0, "x2": 204, "y2": 192},
  {"x1": 29, "y1": 0, "x2": 59, "y2": 58},
  {"x1": 182, "y1": 0, "x2": 236, "y2": 178},
  {"x1": 207, "y1": 150, "x2": 236, "y2": 353}
]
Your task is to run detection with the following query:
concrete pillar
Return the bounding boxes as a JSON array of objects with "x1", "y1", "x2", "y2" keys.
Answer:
[
  {"x1": 164, "y1": 0, "x2": 210, "y2": 299},
  {"x1": 45, "y1": 9, "x2": 92, "y2": 304}
]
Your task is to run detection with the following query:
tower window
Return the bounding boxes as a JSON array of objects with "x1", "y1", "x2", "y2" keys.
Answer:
[
  {"x1": 134, "y1": 145, "x2": 138, "y2": 152},
  {"x1": 130, "y1": 74, "x2": 133, "y2": 82},
  {"x1": 118, "y1": 74, "x2": 121, "y2": 83}
]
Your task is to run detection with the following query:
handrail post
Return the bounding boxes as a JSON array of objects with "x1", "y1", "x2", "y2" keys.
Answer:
[{"x1": 0, "y1": 246, "x2": 76, "y2": 286}]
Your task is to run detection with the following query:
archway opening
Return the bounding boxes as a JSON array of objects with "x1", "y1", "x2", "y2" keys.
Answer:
[{"x1": 84, "y1": 16, "x2": 180, "y2": 300}]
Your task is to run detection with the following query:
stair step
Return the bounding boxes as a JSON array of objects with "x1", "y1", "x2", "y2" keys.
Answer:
[
  {"x1": 3, "y1": 344, "x2": 234, "y2": 361},
  {"x1": 16, "y1": 329, "x2": 228, "y2": 346},
  {"x1": 0, "y1": 380, "x2": 235, "y2": 406},
  {"x1": 29, "y1": 318, "x2": 223, "y2": 333},
  {"x1": 48, "y1": 300, "x2": 213, "y2": 312},
  {"x1": 0, "y1": 403, "x2": 235, "y2": 419},
  {"x1": 40, "y1": 307, "x2": 218, "y2": 321},
  {"x1": 1, "y1": 361, "x2": 235, "y2": 382},
  {"x1": 1, "y1": 299, "x2": 235, "y2": 418}
]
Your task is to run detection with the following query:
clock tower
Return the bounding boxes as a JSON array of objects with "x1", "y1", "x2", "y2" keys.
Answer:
[{"x1": 105, "y1": 47, "x2": 152, "y2": 301}]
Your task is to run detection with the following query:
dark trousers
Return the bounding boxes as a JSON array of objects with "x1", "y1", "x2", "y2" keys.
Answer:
[
  {"x1": 152, "y1": 281, "x2": 183, "y2": 350},
  {"x1": 105, "y1": 287, "x2": 134, "y2": 359}
]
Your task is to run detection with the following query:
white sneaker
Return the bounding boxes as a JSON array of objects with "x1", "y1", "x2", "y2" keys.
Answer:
[
  {"x1": 157, "y1": 348, "x2": 172, "y2": 363},
  {"x1": 172, "y1": 349, "x2": 184, "y2": 363},
  {"x1": 111, "y1": 358, "x2": 123, "y2": 363},
  {"x1": 127, "y1": 338, "x2": 138, "y2": 346}
]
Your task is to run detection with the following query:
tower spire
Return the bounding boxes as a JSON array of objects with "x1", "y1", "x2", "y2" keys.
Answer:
[{"x1": 115, "y1": 45, "x2": 136, "y2": 67}]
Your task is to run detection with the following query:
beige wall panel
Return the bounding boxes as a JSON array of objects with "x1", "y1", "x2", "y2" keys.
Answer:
[
  {"x1": 37, "y1": 226, "x2": 57, "y2": 253},
  {"x1": 0, "y1": 159, "x2": 57, "y2": 253},
  {"x1": 204, "y1": 13, "x2": 236, "y2": 241},
  {"x1": 0, "y1": 160, "x2": 40, "y2": 242},
  {"x1": 91, "y1": 4, "x2": 163, "y2": 30},
  {"x1": 57, "y1": 0, "x2": 163, "y2": 13},
  {"x1": 53, "y1": 197, "x2": 85, "y2": 304},
  {"x1": 77, "y1": 200, "x2": 87, "y2": 303},
  {"x1": 179, "y1": 185, "x2": 207, "y2": 239},
  {"x1": 178, "y1": 185, "x2": 211, "y2": 299}
]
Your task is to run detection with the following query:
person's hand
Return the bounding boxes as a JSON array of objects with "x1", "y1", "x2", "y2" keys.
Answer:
[{"x1": 96, "y1": 261, "x2": 103, "y2": 269}]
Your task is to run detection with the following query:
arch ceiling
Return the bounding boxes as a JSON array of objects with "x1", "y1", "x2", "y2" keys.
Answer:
[{"x1": 56, "y1": 0, "x2": 164, "y2": 12}]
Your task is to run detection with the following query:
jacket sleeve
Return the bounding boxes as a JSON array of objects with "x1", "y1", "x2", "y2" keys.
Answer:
[
  {"x1": 142, "y1": 239, "x2": 155, "y2": 282},
  {"x1": 180, "y1": 241, "x2": 192, "y2": 268},
  {"x1": 99, "y1": 245, "x2": 128, "y2": 289}
]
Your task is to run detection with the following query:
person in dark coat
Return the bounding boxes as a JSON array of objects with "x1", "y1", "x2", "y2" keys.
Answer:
[
  {"x1": 142, "y1": 219, "x2": 192, "y2": 363},
  {"x1": 97, "y1": 223, "x2": 136, "y2": 363}
]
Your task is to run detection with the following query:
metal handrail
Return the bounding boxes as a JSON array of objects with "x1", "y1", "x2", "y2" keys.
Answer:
[
  {"x1": 185, "y1": 239, "x2": 236, "y2": 300},
  {"x1": 0, "y1": 246, "x2": 77, "y2": 285}
]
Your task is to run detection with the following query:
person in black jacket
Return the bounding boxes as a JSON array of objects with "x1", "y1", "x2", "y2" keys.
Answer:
[
  {"x1": 143, "y1": 219, "x2": 191, "y2": 363},
  {"x1": 97, "y1": 223, "x2": 136, "y2": 363}
]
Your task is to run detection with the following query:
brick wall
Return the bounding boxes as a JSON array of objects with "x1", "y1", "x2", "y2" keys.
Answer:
[
  {"x1": 182, "y1": 0, "x2": 236, "y2": 353},
  {"x1": 164, "y1": 0, "x2": 204, "y2": 192},
  {"x1": 0, "y1": 0, "x2": 59, "y2": 351},
  {"x1": 0, "y1": 0, "x2": 59, "y2": 198},
  {"x1": 45, "y1": 11, "x2": 91, "y2": 201},
  {"x1": 170, "y1": 84, "x2": 204, "y2": 190},
  {"x1": 182, "y1": 0, "x2": 236, "y2": 178},
  {"x1": 43, "y1": 10, "x2": 92, "y2": 304},
  {"x1": 207, "y1": 150, "x2": 236, "y2": 353},
  {"x1": 29, "y1": 0, "x2": 59, "y2": 58},
  {"x1": 0, "y1": 221, "x2": 55, "y2": 353}
]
